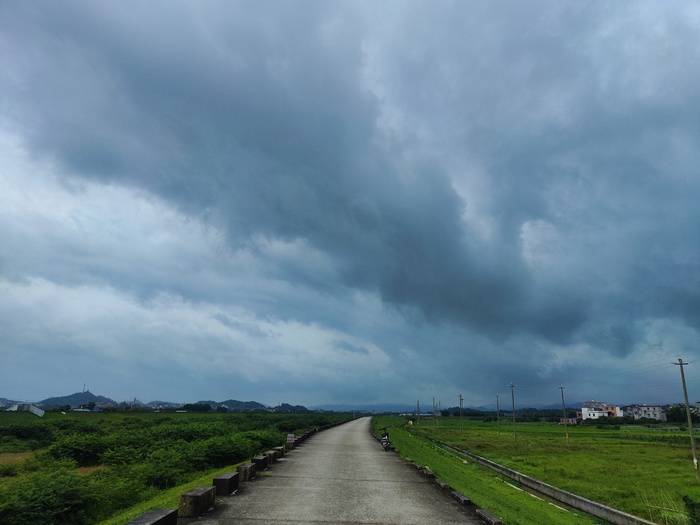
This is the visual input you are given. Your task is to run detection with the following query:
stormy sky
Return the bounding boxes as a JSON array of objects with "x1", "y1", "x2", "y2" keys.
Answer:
[{"x1": 1, "y1": 1, "x2": 699, "y2": 408}]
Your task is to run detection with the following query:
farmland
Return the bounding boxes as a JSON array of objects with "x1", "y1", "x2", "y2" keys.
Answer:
[
  {"x1": 0, "y1": 410, "x2": 351, "y2": 525},
  {"x1": 373, "y1": 415, "x2": 700, "y2": 525}
]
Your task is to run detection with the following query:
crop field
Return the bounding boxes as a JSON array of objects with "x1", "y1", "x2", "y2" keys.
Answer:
[
  {"x1": 373, "y1": 415, "x2": 700, "y2": 525},
  {"x1": 0, "y1": 410, "x2": 351, "y2": 525}
]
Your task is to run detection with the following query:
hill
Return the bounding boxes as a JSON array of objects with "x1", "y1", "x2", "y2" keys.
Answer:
[
  {"x1": 275, "y1": 403, "x2": 309, "y2": 413},
  {"x1": 38, "y1": 390, "x2": 116, "y2": 408},
  {"x1": 197, "y1": 399, "x2": 268, "y2": 412}
]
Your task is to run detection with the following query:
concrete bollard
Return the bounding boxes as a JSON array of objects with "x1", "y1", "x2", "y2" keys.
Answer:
[
  {"x1": 178, "y1": 486, "x2": 215, "y2": 518},
  {"x1": 237, "y1": 462, "x2": 257, "y2": 481},
  {"x1": 213, "y1": 471, "x2": 239, "y2": 496},
  {"x1": 252, "y1": 454, "x2": 268, "y2": 471},
  {"x1": 435, "y1": 478, "x2": 451, "y2": 490},
  {"x1": 126, "y1": 508, "x2": 177, "y2": 525},
  {"x1": 451, "y1": 491, "x2": 473, "y2": 506},
  {"x1": 476, "y1": 509, "x2": 504, "y2": 525},
  {"x1": 264, "y1": 450, "x2": 277, "y2": 464}
]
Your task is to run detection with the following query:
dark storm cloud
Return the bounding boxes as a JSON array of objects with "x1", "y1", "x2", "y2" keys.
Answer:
[
  {"x1": 2, "y1": 1, "x2": 700, "y2": 406},
  {"x1": 2, "y1": 0, "x2": 546, "y2": 339}
]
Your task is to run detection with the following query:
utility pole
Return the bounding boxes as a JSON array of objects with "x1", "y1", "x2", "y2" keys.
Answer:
[
  {"x1": 496, "y1": 394, "x2": 501, "y2": 437},
  {"x1": 459, "y1": 394, "x2": 464, "y2": 431},
  {"x1": 675, "y1": 358, "x2": 699, "y2": 481},
  {"x1": 417, "y1": 400, "x2": 420, "y2": 426},
  {"x1": 509, "y1": 383, "x2": 517, "y2": 445},
  {"x1": 560, "y1": 385, "x2": 569, "y2": 447}
]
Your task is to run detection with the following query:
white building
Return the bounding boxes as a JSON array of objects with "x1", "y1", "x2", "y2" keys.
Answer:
[
  {"x1": 579, "y1": 401, "x2": 622, "y2": 421},
  {"x1": 626, "y1": 405, "x2": 667, "y2": 422}
]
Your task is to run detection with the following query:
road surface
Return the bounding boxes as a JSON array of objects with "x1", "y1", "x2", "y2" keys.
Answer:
[{"x1": 184, "y1": 416, "x2": 481, "y2": 524}]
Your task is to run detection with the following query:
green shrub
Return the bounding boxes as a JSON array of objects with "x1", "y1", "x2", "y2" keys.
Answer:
[
  {"x1": 0, "y1": 463, "x2": 19, "y2": 477},
  {"x1": 0, "y1": 423, "x2": 55, "y2": 447},
  {"x1": 0, "y1": 467, "x2": 100, "y2": 525},
  {"x1": 101, "y1": 445, "x2": 143, "y2": 466},
  {"x1": 133, "y1": 447, "x2": 188, "y2": 489},
  {"x1": 48, "y1": 434, "x2": 113, "y2": 466},
  {"x1": 202, "y1": 435, "x2": 255, "y2": 467},
  {"x1": 241, "y1": 428, "x2": 283, "y2": 449},
  {"x1": 684, "y1": 496, "x2": 700, "y2": 525}
]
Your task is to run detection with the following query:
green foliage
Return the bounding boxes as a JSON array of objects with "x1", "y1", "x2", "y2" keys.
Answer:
[
  {"x1": 0, "y1": 423, "x2": 55, "y2": 450},
  {"x1": 683, "y1": 495, "x2": 700, "y2": 525},
  {"x1": 133, "y1": 447, "x2": 188, "y2": 489},
  {"x1": 0, "y1": 463, "x2": 19, "y2": 477},
  {"x1": 201, "y1": 435, "x2": 255, "y2": 468},
  {"x1": 48, "y1": 433, "x2": 113, "y2": 466},
  {"x1": 668, "y1": 405, "x2": 700, "y2": 424},
  {"x1": 0, "y1": 411, "x2": 351, "y2": 524},
  {"x1": 181, "y1": 403, "x2": 212, "y2": 412},
  {"x1": 0, "y1": 466, "x2": 99, "y2": 525},
  {"x1": 240, "y1": 428, "x2": 284, "y2": 449}
]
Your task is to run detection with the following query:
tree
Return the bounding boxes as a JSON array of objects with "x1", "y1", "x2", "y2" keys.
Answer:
[
  {"x1": 667, "y1": 404, "x2": 700, "y2": 424},
  {"x1": 181, "y1": 403, "x2": 212, "y2": 412}
]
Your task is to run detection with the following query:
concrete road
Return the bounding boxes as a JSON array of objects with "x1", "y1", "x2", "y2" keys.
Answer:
[{"x1": 185, "y1": 417, "x2": 481, "y2": 524}]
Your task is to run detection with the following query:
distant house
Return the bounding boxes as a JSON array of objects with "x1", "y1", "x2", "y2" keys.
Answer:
[
  {"x1": 559, "y1": 417, "x2": 578, "y2": 426},
  {"x1": 626, "y1": 405, "x2": 667, "y2": 422},
  {"x1": 578, "y1": 401, "x2": 622, "y2": 421}
]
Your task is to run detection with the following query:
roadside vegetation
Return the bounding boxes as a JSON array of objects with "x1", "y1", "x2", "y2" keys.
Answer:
[
  {"x1": 373, "y1": 415, "x2": 700, "y2": 525},
  {"x1": 0, "y1": 410, "x2": 351, "y2": 525}
]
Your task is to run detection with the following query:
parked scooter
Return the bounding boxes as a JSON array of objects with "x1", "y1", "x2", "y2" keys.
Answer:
[{"x1": 380, "y1": 427, "x2": 391, "y2": 451}]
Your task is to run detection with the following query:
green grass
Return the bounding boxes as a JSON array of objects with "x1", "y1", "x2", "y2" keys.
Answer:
[
  {"x1": 374, "y1": 416, "x2": 700, "y2": 525},
  {"x1": 97, "y1": 465, "x2": 234, "y2": 525}
]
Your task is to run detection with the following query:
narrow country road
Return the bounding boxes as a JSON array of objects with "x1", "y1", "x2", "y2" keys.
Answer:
[{"x1": 184, "y1": 417, "x2": 482, "y2": 524}]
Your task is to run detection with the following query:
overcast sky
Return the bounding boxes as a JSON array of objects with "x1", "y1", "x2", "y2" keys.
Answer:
[{"x1": 1, "y1": 1, "x2": 699, "y2": 409}]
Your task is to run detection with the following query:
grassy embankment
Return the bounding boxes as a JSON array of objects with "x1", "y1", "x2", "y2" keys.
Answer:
[{"x1": 373, "y1": 415, "x2": 700, "y2": 525}]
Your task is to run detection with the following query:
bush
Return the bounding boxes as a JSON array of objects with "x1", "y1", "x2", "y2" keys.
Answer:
[
  {"x1": 101, "y1": 445, "x2": 143, "y2": 466},
  {"x1": 202, "y1": 435, "x2": 255, "y2": 468},
  {"x1": 48, "y1": 434, "x2": 112, "y2": 466},
  {"x1": 684, "y1": 495, "x2": 700, "y2": 525},
  {"x1": 0, "y1": 467, "x2": 100, "y2": 525},
  {"x1": 0, "y1": 424, "x2": 55, "y2": 448},
  {"x1": 133, "y1": 447, "x2": 188, "y2": 489},
  {"x1": 0, "y1": 463, "x2": 19, "y2": 477},
  {"x1": 241, "y1": 428, "x2": 283, "y2": 449}
]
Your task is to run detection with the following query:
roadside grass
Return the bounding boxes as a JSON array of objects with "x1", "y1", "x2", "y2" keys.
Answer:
[
  {"x1": 97, "y1": 466, "x2": 233, "y2": 525},
  {"x1": 374, "y1": 416, "x2": 700, "y2": 525}
]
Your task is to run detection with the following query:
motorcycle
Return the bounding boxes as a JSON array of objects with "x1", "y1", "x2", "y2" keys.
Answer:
[{"x1": 380, "y1": 427, "x2": 391, "y2": 451}]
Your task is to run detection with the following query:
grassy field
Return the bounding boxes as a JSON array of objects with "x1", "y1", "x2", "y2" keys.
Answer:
[{"x1": 373, "y1": 416, "x2": 700, "y2": 525}]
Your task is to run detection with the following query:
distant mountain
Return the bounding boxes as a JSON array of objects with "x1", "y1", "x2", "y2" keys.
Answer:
[
  {"x1": 38, "y1": 390, "x2": 116, "y2": 408},
  {"x1": 197, "y1": 399, "x2": 267, "y2": 412},
  {"x1": 20, "y1": 391, "x2": 304, "y2": 411}
]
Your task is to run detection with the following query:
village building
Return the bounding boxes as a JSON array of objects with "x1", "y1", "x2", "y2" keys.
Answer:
[
  {"x1": 625, "y1": 405, "x2": 667, "y2": 422},
  {"x1": 577, "y1": 401, "x2": 622, "y2": 421}
]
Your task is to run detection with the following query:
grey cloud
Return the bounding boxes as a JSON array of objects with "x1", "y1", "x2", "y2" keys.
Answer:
[{"x1": 2, "y1": 1, "x2": 700, "y2": 405}]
